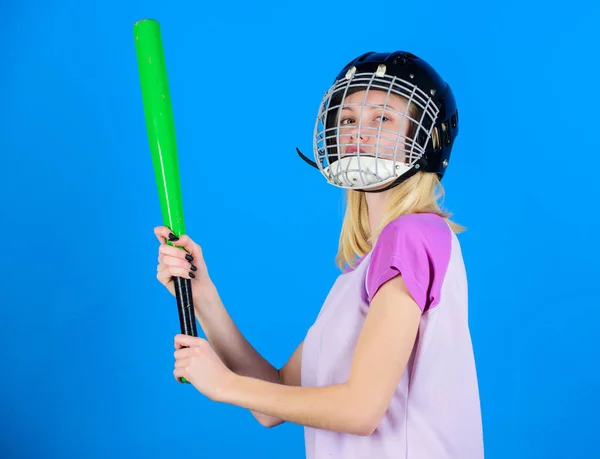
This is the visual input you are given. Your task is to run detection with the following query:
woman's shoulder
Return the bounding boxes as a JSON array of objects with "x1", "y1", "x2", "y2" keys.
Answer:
[
  {"x1": 367, "y1": 213, "x2": 456, "y2": 311},
  {"x1": 378, "y1": 212, "x2": 452, "y2": 244}
]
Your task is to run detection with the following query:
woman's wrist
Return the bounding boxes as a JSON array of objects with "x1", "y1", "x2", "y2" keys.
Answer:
[{"x1": 192, "y1": 278, "x2": 222, "y2": 313}]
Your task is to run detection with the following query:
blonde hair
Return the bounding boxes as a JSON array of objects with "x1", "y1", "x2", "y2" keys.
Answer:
[{"x1": 335, "y1": 171, "x2": 464, "y2": 270}]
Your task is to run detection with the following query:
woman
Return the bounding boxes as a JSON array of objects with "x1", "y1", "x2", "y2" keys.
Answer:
[{"x1": 155, "y1": 51, "x2": 484, "y2": 459}]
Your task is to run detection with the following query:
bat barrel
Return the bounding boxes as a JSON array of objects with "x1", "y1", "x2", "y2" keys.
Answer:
[{"x1": 133, "y1": 19, "x2": 185, "y2": 237}]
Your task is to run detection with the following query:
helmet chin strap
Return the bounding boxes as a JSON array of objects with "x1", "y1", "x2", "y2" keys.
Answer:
[{"x1": 296, "y1": 147, "x2": 318, "y2": 168}]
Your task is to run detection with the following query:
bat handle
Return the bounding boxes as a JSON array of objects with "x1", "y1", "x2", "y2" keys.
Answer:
[{"x1": 173, "y1": 276, "x2": 198, "y2": 384}]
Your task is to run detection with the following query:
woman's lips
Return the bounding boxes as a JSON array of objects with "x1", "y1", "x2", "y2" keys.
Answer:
[{"x1": 344, "y1": 145, "x2": 363, "y2": 154}]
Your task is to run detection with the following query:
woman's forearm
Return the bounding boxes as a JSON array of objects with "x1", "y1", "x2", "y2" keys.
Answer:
[
  {"x1": 193, "y1": 284, "x2": 284, "y2": 426},
  {"x1": 222, "y1": 375, "x2": 376, "y2": 436},
  {"x1": 194, "y1": 285, "x2": 276, "y2": 378}
]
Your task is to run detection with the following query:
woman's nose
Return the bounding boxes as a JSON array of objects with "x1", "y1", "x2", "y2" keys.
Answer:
[
  {"x1": 346, "y1": 123, "x2": 377, "y2": 143},
  {"x1": 349, "y1": 132, "x2": 363, "y2": 143}
]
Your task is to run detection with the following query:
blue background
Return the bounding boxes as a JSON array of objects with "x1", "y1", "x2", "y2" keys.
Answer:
[{"x1": 2, "y1": 1, "x2": 598, "y2": 458}]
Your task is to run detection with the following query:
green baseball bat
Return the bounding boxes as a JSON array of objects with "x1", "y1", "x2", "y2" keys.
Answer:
[{"x1": 133, "y1": 18, "x2": 198, "y2": 384}]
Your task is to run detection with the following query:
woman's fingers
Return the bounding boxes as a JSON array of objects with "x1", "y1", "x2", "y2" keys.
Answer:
[
  {"x1": 160, "y1": 253, "x2": 196, "y2": 271},
  {"x1": 155, "y1": 226, "x2": 203, "y2": 285},
  {"x1": 159, "y1": 244, "x2": 195, "y2": 264},
  {"x1": 154, "y1": 225, "x2": 171, "y2": 244},
  {"x1": 160, "y1": 265, "x2": 196, "y2": 280},
  {"x1": 154, "y1": 226, "x2": 203, "y2": 263},
  {"x1": 167, "y1": 234, "x2": 202, "y2": 260}
]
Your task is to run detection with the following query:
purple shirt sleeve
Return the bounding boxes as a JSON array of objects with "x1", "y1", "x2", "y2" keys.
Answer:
[{"x1": 365, "y1": 213, "x2": 452, "y2": 313}]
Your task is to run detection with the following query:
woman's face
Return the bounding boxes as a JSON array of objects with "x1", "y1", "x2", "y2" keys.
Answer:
[{"x1": 335, "y1": 90, "x2": 411, "y2": 162}]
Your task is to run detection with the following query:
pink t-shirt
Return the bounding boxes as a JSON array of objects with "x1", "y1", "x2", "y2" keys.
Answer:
[{"x1": 301, "y1": 213, "x2": 484, "y2": 459}]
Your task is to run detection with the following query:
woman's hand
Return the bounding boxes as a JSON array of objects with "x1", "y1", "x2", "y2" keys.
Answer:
[
  {"x1": 173, "y1": 334, "x2": 237, "y2": 401},
  {"x1": 154, "y1": 226, "x2": 216, "y2": 301}
]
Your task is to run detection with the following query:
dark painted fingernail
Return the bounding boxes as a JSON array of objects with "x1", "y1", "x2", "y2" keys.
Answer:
[
  {"x1": 168, "y1": 233, "x2": 179, "y2": 241},
  {"x1": 185, "y1": 254, "x2": 193, "y2": 262},
  {"x1": 189, "y1": 272, "x2": 196, "y2": 278},
  {"x1": 190, "y1": 264, "x2": 197, "y2": 272}
]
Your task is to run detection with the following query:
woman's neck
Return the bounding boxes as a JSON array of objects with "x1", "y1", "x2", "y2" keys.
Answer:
[{"x1": 365, "y1": 189, "x2": 390, "y2": 237}]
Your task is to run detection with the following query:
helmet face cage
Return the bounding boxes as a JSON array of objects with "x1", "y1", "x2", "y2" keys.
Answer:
[{"x1": 313, "y1": 66, "x2": 440, "y2": 190}]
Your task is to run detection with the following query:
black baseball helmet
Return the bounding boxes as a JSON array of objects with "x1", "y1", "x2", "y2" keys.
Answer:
[{"x1": 296, "y1": 51, "x2": 459, "y2": 192}]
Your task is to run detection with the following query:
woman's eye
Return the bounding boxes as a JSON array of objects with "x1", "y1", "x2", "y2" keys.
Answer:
[
  {"x1": 376, "y1": 116, "x2": 390, "y2": 122},
  {"x1": 340, "y1": 118, "x2": 355, "y2": 125}
]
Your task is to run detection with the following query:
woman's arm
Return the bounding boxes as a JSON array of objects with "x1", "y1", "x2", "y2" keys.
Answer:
[
  {"x1": 193, "y1": 284, "x2": 303, "y2": 427},
  {"x1": 155, "y1": 226, "x2": 298, "y2": 427},
  {"x1": 219, "y1": 274, "x2": 422, "y2": 436},
  {"x1": 258, "y1": 341, "x2": 304, "y2": 428}
]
